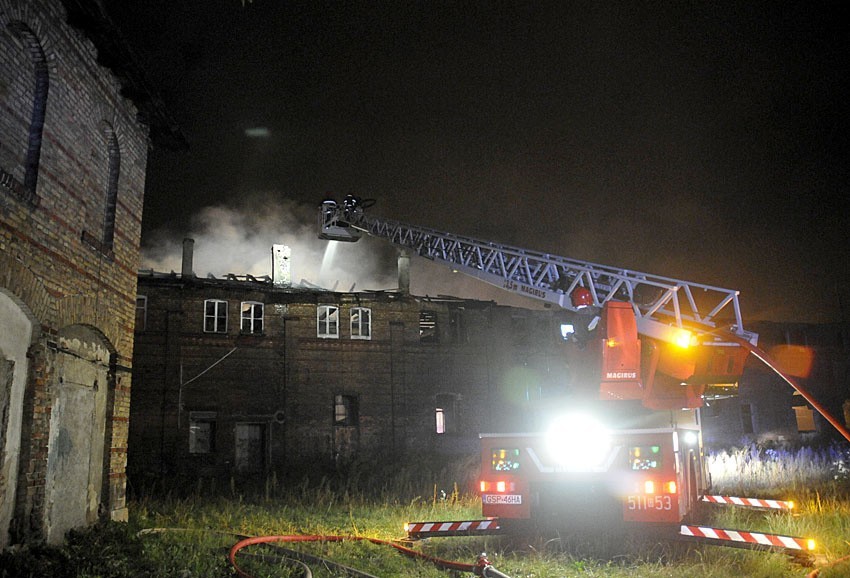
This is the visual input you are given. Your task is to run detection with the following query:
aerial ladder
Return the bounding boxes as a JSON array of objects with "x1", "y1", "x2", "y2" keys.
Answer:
[
  {"x1": 319, "y1": 196, "x2": 848, "y2": 437},
  {"x1": 320, "y1": 197, "x2": 750, "y2": 343},
  {"x1": 318, "y1": 194, "x2": 845, "y2": 552}
]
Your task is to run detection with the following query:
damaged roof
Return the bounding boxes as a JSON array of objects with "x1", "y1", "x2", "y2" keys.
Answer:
[{"x1": 60, "y1": 0, "x2": 187, "y2": 149}]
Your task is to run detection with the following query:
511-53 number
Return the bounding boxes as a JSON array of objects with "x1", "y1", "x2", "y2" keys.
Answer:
[{"x1": 627, "y1": 495, "x2": 672, "y2": 510}]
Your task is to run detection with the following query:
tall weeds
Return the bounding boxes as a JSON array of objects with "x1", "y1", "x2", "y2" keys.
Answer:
[
  {"x1": 4, "y1": 448, "x2": 850, "y2": 577},
  {"x1": 707, "y1": 442, "x2": 850, "y2": 497}
]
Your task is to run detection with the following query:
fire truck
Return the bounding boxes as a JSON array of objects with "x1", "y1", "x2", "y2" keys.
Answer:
[{"x1": 318, "y1": 195, "x2": 844, "y2": 551}]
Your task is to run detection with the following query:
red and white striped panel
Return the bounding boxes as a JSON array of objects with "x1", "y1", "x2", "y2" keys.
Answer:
[
  {"x1": 680, "y1": 525, "x2": 811, "y2": 550},
  {"x1": 700, "y1": 495, "x2": 794, "y2": 510},
  {"x1": 406, "y1": 519, "x2": 499, "y2": 535}
]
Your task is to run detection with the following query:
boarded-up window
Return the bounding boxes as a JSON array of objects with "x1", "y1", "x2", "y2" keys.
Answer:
[
  {"x1": 420, "y1": 311, "x2": 438, "y2": 343},
  {"x1": 793, "y1": 405, "x2": 816, "y2": 432},
  {"x1": 189, "y1": 411, "x2": 216, "y2": 454},
  {"x1": 334, "y1": 394, "x2": 358, "y2": 427},
  {"x1": 234, "y1": 423, "x2": 265, "y2": 472}
]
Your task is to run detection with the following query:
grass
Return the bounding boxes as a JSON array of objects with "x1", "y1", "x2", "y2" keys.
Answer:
[
  {"x1": 2, "y1": 447, "x2": 850, "y2": 577},
  {"x1": 707, "y1": 441, "x2": 850, "y2": 496}
]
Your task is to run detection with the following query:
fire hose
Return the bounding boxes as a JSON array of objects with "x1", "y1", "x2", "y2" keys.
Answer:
[
  {"x1": 141, "y1": 527, "x2": 839, "y2": 577},
  {"x1": 805, "y1": 553, "x2": 850, "y2": 578},
  {"x1": 228, "y1": 534, "x2": 513, "y2": 578}
]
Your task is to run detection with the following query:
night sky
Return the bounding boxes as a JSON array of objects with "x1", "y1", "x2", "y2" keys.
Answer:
[{"x1": 105, "y1": 1, "x2": 848, "y2": 324}]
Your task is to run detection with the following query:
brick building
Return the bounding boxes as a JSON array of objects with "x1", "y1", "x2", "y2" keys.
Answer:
[
  {"x1": 131, "y1": 244, "x2": 850, "y2": 485},
  {"x1": 1, "y1": 0, "x2": 178, "y2": 546},
  {"x1": 129, "y1": 249, "x2": 577, "y2": 484}
]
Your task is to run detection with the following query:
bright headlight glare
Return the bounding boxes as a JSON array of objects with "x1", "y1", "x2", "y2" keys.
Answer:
[{"x1": 545, "y1": 414, "x2": 611, "y2": 469}]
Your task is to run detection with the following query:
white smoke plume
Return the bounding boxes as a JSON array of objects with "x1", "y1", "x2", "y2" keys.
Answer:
[
  {"x1": 140, "y1": 194, "x2": 545, "y2": 308},
  {"x1": 140, "y1": 196, "x2": 399, "y2": 291}
]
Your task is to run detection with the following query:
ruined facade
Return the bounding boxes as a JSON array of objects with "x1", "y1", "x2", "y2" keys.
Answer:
[
  {"x1": 131, "y1": 261, "x2": 850, "y2": 485},
  {"x1": 129, "y1": 268, "x2": 576, "y2": 483},
  {"x1": 1, "y1": 0, "x2": 172, "y2": 545}
]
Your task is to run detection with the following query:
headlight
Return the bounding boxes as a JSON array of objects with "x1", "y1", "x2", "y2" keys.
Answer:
[{"x1": 545, "y1": 413, "x2": 611, "y2": 470}]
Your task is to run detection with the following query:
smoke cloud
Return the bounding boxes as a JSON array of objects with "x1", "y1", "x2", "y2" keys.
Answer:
[
  {"x1": 140, "y1": 195, "x2": 399, "y2": 291},
  {"x1": 140, "y1": 193, "x2": 547, "y2": 309}
]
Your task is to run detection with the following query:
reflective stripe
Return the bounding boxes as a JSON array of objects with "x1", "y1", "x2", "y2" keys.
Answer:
[
  {"x1": 700, "y1": 495, "x2": 793, "y2": 510},
  {"x1": 680, "y1": 525, "x2": 806, "y2": 550},
  {"x1": 407, "y1": 520, "x2": 499, "y2": 533}
]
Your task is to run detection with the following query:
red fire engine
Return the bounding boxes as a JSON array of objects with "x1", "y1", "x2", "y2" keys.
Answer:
[{"x1": 319, "y1": 195, "x2": 844, "y2": 552}]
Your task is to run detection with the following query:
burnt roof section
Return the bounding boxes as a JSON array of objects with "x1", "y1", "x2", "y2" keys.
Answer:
[
  {"x1": 60, "y1": 0, "x2": 187, "y2": 150},
  {"x1": 137, "y1": 269, "x2": 410, "y2": 305},
  {"x1": 137, "y1": 269, "x2": 498, "y2": 308}
]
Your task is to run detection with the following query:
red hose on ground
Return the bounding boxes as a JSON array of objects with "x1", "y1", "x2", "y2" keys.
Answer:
[
  {"x1": 227, "y1": 530, "x2": 850, "y2": 577},
  {"x1": 805, "y1": 554, "x2": 850, "y2": 578},
  {"x1": 228, "y1": 534, "x2": 486, "y2": 577}
]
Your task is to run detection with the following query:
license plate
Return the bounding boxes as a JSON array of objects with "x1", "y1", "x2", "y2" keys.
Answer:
[
  {"x1": 627, "y1": 495, "x2": 673, "y2": 511},
  {"x1": 483, "y1": 494, "x2": 522, "y2": 505}
]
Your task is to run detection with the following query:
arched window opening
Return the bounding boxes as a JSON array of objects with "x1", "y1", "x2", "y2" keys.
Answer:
[
  {"x1": 5, "y1": 21, "x2": 48, "y2": 202},
  {"x1": 101, "y1": 126, "x2": 120, "y2": 252}
]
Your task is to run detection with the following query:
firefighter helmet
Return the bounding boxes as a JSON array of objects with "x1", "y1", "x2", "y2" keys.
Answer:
[{"x1": 571, "y1": 287, "x2": 593, "y2": 308}]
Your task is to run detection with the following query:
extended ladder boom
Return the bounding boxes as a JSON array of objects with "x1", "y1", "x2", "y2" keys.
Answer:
[
  {"x1": 318, "y1": 196, "x2": 850, "y2": 442},
  {"x1": 319, "y1": 197, "x2": 754, "y2": 346}
]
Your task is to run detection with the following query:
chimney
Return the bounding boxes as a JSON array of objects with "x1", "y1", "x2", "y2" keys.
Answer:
[
  {"x1": 181, "y1": 238, "x2": 194, "y2": 278},
  {"x1": 272, "y1": 244, "x2": 291, "y2": 287},
  {"x1": 398, "y1": 250, "x2": 410, "y2": 294}
]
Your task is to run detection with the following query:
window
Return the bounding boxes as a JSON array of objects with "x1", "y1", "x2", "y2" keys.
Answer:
[
  {"x1": 100, "y1": 123, "x2": 120, "y2": 253},
  {"x1": 317, "y1": 305, "x2": 339, "y2": 338},
  {"x1": 204, "y1": 299, "x2": 227, "y2": 333},
  {"x1": 535, "y1": 318, "x2": 551, "y2": 344},
  {"x1": 793, "y1": 405, "x2": 816, "y2": 432},
  {"x1": 334, "y1": 394, "x2": 358, "y2": 427},
  {"x1": 449, "y1": 307, "x2": 467, "y2": 343},
  {"x1": 350, "y1": 307, "x2": 371, "y2": 340},
  {"x1": 241, "y1": 301, "x2": 264, "y2": 334},
  {"x1": 435, "y1": 393, "x2": 458, "y2": 434},
  {"x1": 135, "y1": 295, "x2": 147, "y2": 332},
  {"x1": 2, "y1": 21, "x2": 47, "y2": 204},
  {"x1": 704, "y1": 400, "x2": 721, "y2": 418},
  {"x1": 512, "y1": 316, "x2": 530, "y2": 345},
  {"x1": 234, "y1": 423, "x2": 265, "y2": 472},
  {"x1": 420, "y1": 311, "x2": 438, "y2": 343},
  {"x1": 189, "y1": 411, "x2": 216, "y2": 454},
  {"x1": 740, "y1": 403, "x2": 754, "y2": 435}
]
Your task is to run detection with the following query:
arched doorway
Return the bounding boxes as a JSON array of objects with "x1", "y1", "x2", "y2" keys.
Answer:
[
  {"x1": 43, "y1": 325, "x2": 112, "y2": 544},
  {"x1": 0, "y1": 290, "x2": 36, "y2": 549}
]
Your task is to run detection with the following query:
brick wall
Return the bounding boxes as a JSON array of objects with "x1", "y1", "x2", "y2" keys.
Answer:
[
  {"x1": 129, "y1": 274, "x2": 573, "y2": 484},
  {"x1": 1, "y1": 0, "x2": 149, "y2": 545}
]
